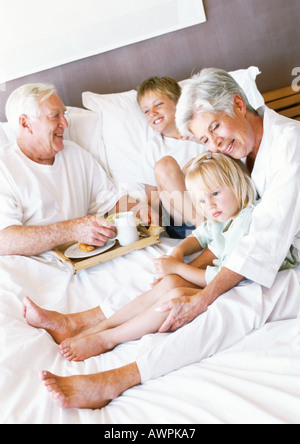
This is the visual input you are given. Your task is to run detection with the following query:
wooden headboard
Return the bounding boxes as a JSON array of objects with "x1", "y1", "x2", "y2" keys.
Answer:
[{"x1": 263, "y1": 87, "x2": 300, "y2": 121}]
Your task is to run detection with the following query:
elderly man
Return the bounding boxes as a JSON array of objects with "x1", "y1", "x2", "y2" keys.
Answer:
[
  {"x1": 0, "y1": 84, "x2": 154, "y2": 256},
  {"x1": 25, "y1": 70, "x2": 300, "y2": 410}
]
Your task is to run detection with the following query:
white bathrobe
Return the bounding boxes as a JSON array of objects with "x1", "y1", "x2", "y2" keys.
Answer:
[{"x1": 226, "y1": 107, "x2": 300, "y2": 288}]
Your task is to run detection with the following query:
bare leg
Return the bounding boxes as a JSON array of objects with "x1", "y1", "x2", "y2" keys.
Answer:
[
  {"x1": 40, "y1": 362, "x2": 141, "y2": 410},
  {"x1": 60, "y1": 275, "x2": 176, "y2": 344},
  {"x1": 155, "y1": 156, "x2": 203, "y2": 227},
  {"x1": 59, "y1": 276, "x2": 200, "y2": 361},
  {"x1": 23, "y1": 296, "x2": 105, "y2": 344}
]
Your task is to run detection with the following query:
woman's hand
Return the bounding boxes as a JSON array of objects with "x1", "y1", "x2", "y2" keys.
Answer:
[
  {"x1": 156, "y1": 288, "x2": 209, "y2": 332},
  {"x1": 156, "y1": 267, "x2": 245, "y2": 332}
]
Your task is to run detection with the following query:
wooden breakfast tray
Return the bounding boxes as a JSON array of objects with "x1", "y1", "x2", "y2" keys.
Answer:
[{"x1": 52, "y1": 225, "x2": 164, "y2": 274}]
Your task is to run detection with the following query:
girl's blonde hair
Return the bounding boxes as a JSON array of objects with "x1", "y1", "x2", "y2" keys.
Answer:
[{"x1": 186, "y1": 152, "x2": 256, "y2": 215}]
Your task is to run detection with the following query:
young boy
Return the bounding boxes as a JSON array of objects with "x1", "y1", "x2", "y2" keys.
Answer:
[{"x1": 137, "y1": 76, "x2": 205, "y2": 238}]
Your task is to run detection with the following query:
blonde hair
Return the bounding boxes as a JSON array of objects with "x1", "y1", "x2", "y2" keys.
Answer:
[
  {"x1": 186, "y1": 152, "x2": 256, "y2": 216},
  {"x1": 137, "y1": 76, "x2": 182, "y2": 106}
]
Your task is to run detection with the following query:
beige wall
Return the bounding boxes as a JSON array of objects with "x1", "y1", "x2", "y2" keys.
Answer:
[{"x1": 1, "y1": 0, "x2": 299, "y2": 120}]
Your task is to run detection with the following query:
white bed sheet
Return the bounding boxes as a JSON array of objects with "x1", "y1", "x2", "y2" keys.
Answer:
[{"x1": 0, "y1": 238, "x2": 300, "y2": 424}]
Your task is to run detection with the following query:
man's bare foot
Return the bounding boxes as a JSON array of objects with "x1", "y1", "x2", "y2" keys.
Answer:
[
  {"x1": 23, "y1": 297, "x2": 105, "y2": 344},
  {"x1": 40, "y1": 363, "x2": 141, "y2": 409},
  {"x1": 59, "y1": 331, "x2": 114, "y2": 361}
]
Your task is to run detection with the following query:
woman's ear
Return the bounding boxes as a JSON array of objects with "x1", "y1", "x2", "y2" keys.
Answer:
[{"x1": 233, "y1": 94, "x2": 247, "y2": 117}]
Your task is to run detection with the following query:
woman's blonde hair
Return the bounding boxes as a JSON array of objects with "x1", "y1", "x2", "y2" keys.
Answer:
[
  {"x1": 137, "y1": 76, "x2": 182, "y2": 106},
  {"x1": 186, "y1": 152, "x2": 256, "y2": 216}
]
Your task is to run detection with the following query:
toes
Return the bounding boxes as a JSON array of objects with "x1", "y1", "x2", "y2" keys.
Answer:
[
  {"x1": 22, "y1": 296, "x2": 31, "y2": 318},
  {"x1": 40, "y1": 371, "x2": 69, "y2": 408},
  {"x1": 59, "y1": 342, "x2": 74, "y2": 360},
  {"x1": 40, "y1": 370, "x2": 56, "y2": 383}
]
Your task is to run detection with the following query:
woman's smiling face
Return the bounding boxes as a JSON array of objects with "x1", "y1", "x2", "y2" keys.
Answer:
[{"x1": 188, "y1": 95, "x2": 257, "y2": 160}]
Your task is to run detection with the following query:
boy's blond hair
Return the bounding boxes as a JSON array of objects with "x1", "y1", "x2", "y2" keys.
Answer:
[
  {"x1": 186, "y1": 152, "x2": 257, "y2": 215},
  {"x1": 137, "y1": 76, "x2": 182, "y2": 106}
]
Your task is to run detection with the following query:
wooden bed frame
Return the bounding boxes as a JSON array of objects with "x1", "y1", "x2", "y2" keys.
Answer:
[{"x1": 263, "y1": 86, "x2": 300, "y2": 121}]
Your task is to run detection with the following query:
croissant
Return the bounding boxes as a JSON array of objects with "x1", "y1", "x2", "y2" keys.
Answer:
[{"x1": 78, "y1": 243, "x2": 95, "y2": 253}]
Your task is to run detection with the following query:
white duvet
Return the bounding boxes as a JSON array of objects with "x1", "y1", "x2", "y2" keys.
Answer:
[{"x1": 0, "y1": 238, "x2": 300, "y2": 424}]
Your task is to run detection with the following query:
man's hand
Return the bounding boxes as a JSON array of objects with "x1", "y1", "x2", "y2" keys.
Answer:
[
  {"x1": 156, "y1": 288, "x2": 208, "y2": 333},
  {"x1": 0, "y1": 216, "x2": 116, "y2": 257},
  {"x1": 71, "y1": 216, "x2": 116, "y2": 247}
]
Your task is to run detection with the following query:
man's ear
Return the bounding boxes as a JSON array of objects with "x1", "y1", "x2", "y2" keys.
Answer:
[{"x1": 19, "y1": 115, "x2": 32, "y2": 132}]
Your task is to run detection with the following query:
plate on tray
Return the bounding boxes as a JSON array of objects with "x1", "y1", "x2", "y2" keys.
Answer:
[{"x1": 65, "y1": 239, "x2": 116, "y2": 259}]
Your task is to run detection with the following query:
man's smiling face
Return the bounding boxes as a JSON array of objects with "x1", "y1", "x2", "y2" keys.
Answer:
[{"x1": 24, "y1": 93, "x2": 68, "y2": 164}]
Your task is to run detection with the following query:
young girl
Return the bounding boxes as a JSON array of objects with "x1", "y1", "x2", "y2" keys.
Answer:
[{"x1": 55, "y1": 152, "x2": 261, "y2": 362}]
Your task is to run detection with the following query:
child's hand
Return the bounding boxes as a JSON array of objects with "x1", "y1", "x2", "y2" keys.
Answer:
[{"x1": 154, "y1": 255, "x2": 181, "y2": 279}]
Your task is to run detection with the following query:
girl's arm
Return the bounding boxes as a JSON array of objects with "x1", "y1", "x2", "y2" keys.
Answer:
[
  {"x1": 170, "y1": 235, "x2": 204, "y2": 262},
  {"x1": 154, "y1": 254, "x2": 215, "y2": 288},
  {"x1": 154, "y1": 255, "x2": 207, "y2": 287},
  {"x1": 189, "y1": 247, "x2": 217, "y2": 269},
  {"x1": 154, "y1": 236, "x2": 217, "y2": 288}
]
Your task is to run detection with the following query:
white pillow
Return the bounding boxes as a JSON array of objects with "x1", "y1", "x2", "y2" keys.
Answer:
[
  {"x1": 65, "y1": 107, "x2": 108, "y2": 171},
  {"x1": 82, "y1": 66, "x2": 264, "y2": 189},
  {"x1": 82, "y1": 90, "x2": 154, "y2": 186},
  {"x1": 0, "y1": 122, "x2": 16, "y2": 147},
  {"x1": 229, "y1": 66, "x2": 265, "y2": 109}
]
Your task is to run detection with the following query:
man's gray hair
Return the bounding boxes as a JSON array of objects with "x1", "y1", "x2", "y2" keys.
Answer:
[
  {"x1": 5, "y1": 83, "x2": 57, "y2": 135},
  {"x1": 176, "y1": 68, "x2": 256, "y2": 137}
]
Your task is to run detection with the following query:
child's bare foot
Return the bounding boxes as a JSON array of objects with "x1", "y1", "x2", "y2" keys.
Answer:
[
  {"x1": 23, "y1": 297, "x2": 105, "y2": 344},
  {"x1": 40, "y1": 363, "x2": 141, "y2": 409},
  {"x1": 59, "y1": 331, "x2": 114, "y2": 361}
]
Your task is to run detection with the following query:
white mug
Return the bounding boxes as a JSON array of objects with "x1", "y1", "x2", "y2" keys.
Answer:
[{"x1": 113, "y1": 212, "x2": 139, "y2": 246}]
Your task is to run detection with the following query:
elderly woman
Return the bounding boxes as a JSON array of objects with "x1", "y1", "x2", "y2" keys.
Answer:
[{"x1": 30, "y1": 69, "x2": 300, "y2": 410}]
